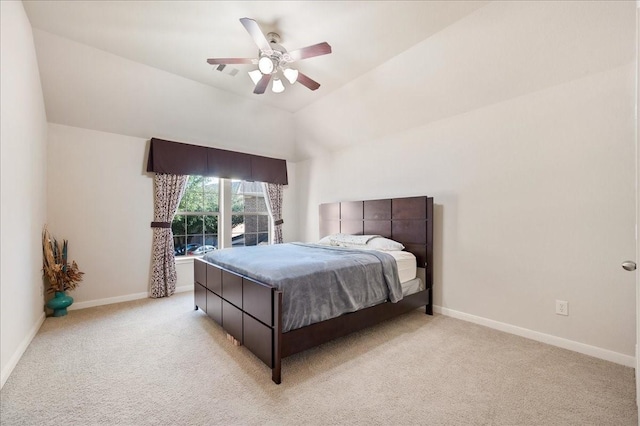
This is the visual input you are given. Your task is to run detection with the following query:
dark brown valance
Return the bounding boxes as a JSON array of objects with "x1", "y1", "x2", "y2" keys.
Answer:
[{"x1": 146, "y1": 138, "x2": 288, "y2": 185}]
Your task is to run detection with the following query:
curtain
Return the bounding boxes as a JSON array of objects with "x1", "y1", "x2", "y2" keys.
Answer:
[
  {"x1": 262, "y1": 183, "x2": 284, "y2": 244},
  {"x1": 150, "y1": 173, "x2": 189, "y2": 298}
]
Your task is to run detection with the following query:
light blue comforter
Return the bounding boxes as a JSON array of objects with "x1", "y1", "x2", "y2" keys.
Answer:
[{"x1": 203, "y1": 243, "x2": 402, "y2": 332}]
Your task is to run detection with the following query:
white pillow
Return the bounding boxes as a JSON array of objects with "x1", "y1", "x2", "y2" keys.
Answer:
[
  {"x1": 330, "y1": 234, "x2": 378, "y2": 246},
  {"x1": 317, "y1": 234, "x2": 404, "y2": 251},
  {"x1": 366, "y1": 236, "x2": 404, "y2": 251},
  {"x1": 318, "y1": 233, "x2": 375, "y2": 247},
  {"x1": 317, "y1": 235, "x2": 333, "y2": 245}
]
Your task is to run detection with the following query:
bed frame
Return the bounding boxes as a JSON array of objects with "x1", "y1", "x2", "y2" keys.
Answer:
[{"x1": 194, "y1": 195, "x2": 433, "y2": 384}]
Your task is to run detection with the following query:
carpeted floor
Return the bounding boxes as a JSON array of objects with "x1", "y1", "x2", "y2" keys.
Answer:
[{"x1": 0, "y1": 292, "x2": 636, "y2": 425}]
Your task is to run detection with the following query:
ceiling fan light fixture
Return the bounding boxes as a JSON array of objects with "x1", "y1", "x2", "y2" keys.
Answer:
[
  {"x1": 258, "y1": 56, "x2": 274, "y2": 74},
  {"x1": 272, "y1": 78, "x2": 285, "y2": 93},
  {"x1": 283, "y1": 68, "x2": 299, "y2": 84},
  {"x1": 248, "y1": 69, "x2": 262, "y2": 85}
]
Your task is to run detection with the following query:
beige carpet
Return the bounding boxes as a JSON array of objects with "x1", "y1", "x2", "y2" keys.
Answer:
[{"x1": 0, "y1": 292, "x2": 636, "y2": 425}]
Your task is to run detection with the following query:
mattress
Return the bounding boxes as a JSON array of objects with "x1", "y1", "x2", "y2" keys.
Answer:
[
  {"x1": 380, "y1": 250, "x2": 422, "y2": 295},
  {"x1": 401, "y1": 277, "x2": 425, "y2": 296},
  {"x1": 315, "y1": 242, "x2": 418, "y2": 284},
  {"x1": 380, "y1": 250, "x2": 417, "y2": 283}
]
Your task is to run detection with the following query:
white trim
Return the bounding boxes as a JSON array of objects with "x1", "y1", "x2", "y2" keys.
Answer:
[
  {"x1": 262, "y1": 182, "x2": 276, "y2": 243},
  {"x1": 434, "y1": 305, "x2": 635, "y2": 368},
  {"x1": 69, "y1": 285, "x2": 193, "y2": 311},
  {"x1": 1, "y1": 312, "x2": 46, "y2": 389},
  {"x1": 175, "y1": 256, "x2": 199, "y2": 265},
  {"x1": 220, "y1": 179, "x2": 232, "y2": 248}
]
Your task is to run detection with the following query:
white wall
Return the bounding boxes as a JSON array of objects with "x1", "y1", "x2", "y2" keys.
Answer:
[
  {"x1": 1, "y1": 1, "x2": 49, "y2": 387},
  {"x1": 295, "y1": 1, "x2": 634, "y2": 160},
  {"x1": 32, "y1": 29, "x2": 296, "y2": 161},
  {"x1": 295, "y1": 1, "x2": 636, "y2": 360},
  {"x1": 47, "y1": 124, "x2": 298, "y2": 306},
  {"x1": 47, "y1": 124, "x2": 154, "y2": 304},
  {"x1": 634, "y1": 0, "x2": 640, "y2": 396}
]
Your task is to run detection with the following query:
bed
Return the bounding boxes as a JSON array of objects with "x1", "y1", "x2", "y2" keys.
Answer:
[{"x1": 194, "y1": 195, "x2": 433, "y2": 384}]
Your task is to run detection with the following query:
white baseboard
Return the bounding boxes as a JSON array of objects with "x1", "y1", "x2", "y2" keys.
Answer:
[
  {"x1": 69, "y1": 285, "x2": 193, "y2": 311},
  {"x1": 1, "y1": 312, "x2": 45, "y2": 389},
  {"x1": 174, "y1": 285, "x2": 193, "y2": 294},
  {"x1": 434, "y1": 305, "x2": 635, "y2": 368}
]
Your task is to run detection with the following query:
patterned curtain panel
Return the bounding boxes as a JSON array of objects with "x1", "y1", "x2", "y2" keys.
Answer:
[
  {"x1": 150, "y1": 174, "x2": 189, "y2": 298},
  {"x1": 262, "y1": 183, "x2": 284, "y2": 244}
]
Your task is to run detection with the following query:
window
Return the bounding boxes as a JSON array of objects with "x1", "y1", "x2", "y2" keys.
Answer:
[
  {"x1": 172, "y1": 176, "x2": 219, "y2": 256},
  {"x1": 172, "y1": 177, "x2": 270, "y2": 257},
  {"x1": 231, "y1": 180, "x2": 270, "y2": 247}
]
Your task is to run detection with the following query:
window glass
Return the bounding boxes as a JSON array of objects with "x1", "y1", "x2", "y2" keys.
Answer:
[
  {"x1": 172, "y1": 176, "x2": 219, "y2": 256},
  {"x1": 231, "y1": 180, "x2": 269, "y2": 247},
  {"x1": 172, "y1": 177, "x2": 270, "y2": 256}
]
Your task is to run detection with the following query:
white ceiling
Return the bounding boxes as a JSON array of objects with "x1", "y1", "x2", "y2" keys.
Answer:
[{"x1": 23, "y1": 1, "x2": 487, "y2": 113}]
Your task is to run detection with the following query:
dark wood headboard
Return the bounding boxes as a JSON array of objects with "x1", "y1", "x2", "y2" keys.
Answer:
[{"x1": 319, "y1": 196, "x2": 434, "y2": 288}]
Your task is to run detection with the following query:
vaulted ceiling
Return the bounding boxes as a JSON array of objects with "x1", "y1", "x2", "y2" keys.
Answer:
[
  {"x1": 23, "y1": 1, "x2": 487, "y2": 113},
  {"x1": 22, "y1": 1, "x2": 635, "y2": 162}
]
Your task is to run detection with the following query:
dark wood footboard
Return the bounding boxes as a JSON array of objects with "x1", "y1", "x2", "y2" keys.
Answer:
[
  {"x1": 195, "y1": 258, "x2": 429, "y2": 384},
  {"x1": 194, "y1": 259, "x2": 278, "y2": 369}
]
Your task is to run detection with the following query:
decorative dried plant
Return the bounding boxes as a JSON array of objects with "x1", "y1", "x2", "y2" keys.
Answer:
[{"x1": 42, "y1": 226, "x2": 84, "y2": 293}]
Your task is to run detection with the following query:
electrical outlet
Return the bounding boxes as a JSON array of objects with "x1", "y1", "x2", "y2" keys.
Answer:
[{"x1": 556, "y1": 300, "x2": 568, "y2": 316}]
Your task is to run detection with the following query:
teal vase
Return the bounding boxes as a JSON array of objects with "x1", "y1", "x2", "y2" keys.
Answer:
[{"x1": 46, "y1": 291, "x2": 73, "y2": 317}]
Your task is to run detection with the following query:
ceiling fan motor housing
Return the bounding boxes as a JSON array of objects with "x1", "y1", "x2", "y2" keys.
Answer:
[
  {"x1": 266, "y1": 32, "x2": 281, "y2": 44},
  {"x1": 258, "y1": 34, "x2": 292, "y2": 74}
]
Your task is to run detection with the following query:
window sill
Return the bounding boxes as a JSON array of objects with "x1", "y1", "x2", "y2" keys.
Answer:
[{"x1": 174, "y1": 255, "x2": 203, "y2": 265}]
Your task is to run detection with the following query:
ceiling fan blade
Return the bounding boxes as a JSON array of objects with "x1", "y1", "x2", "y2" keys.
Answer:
[
  {"x1": 253, "y1": 74, "x2": 272, "y2": 94},
  {"x1": 240, "y1": 18, "x2": 271, "y2": 53},
  {"x1": 207, "y1": 58, "x2": 255, "y2": 65},
  {"x1": 288, "y1": 42, "x2": 332, "y2": 61},
  {"x1": 296, "y1": 72, "x2": 321, "y2": 91}
]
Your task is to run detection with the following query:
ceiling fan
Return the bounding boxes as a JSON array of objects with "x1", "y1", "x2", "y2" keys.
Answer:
[{"x1": 207, "y1": 18, "x2": 332, "y2": 95}]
